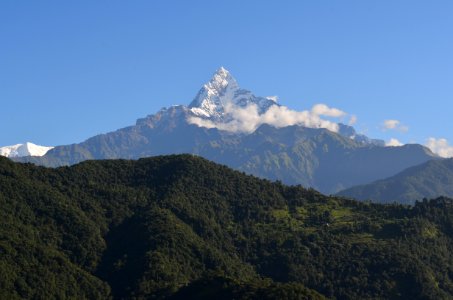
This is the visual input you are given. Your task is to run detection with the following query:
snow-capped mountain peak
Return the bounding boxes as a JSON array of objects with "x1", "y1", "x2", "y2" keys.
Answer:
[
  {"x1": 188, "y1": 67, "x2": 278, "y2": 120},
  {"x1": 0, "y1": 142, "x2": 54, "y2": 158},
  {"x1": 198, "y1": 66, "x2": 239, "y2": 98},
  {"x1": 211, "y1": 66, "x2": 238, "y2": 89},
  {"x1": 189, "y1": 67, "x2": 240, "y2": 118},
  {"x1": 136, "y1": 68, "x2": 385, "y2": 146}
]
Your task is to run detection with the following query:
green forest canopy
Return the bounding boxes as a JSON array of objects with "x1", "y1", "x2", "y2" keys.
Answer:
[{"x1": 1, "y1": 155, "x2": 453, "y2": 299}]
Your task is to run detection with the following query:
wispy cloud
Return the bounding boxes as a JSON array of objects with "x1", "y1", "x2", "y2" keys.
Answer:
[
  {"x1": 348, "y1": 115, "x2": 357, "y2": 125},
  {"x1": 188, "y1": 103, "x2": 349, "y2": 134},
  {"x1": 426, "y1": 138, "x2": 453, "y2": 158},
  {"x1": 386, "y1": 138, "x2": 403, "y2": 147},
  {"x1": 311, "y1": 104, "x2": 346, "y2": 118},
  {"x1": 266, "y1": 96, "x2": 278, "y2": 102},
  {"x1": 382, "y1": 119, "x2": 409, "y2": 133}
]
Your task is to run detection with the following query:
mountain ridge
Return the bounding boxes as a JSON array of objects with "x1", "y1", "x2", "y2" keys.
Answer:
[{"x1": 15, "y1": 121, "x2": 436, "y2": 194}]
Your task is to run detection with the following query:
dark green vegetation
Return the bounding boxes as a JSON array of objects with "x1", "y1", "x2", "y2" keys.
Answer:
[
  {"x1": 16, "y1": 107, "x2": 435, "y2": 194},
  {"x1": 2, "y1": 155, "x2": 453, "y2": 299},
  {"x1": 338, "y1": 158, "x2": 453, "y2": 204}
]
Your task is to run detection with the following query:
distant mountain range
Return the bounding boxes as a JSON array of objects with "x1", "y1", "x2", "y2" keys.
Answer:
[
  {"x1": 0, "y1": 142, "x2": 53, "y2": 157},
  {"x1": 338, "y1": 158, "x2": 453, "y2": 204},
  {"x1": 11, "y1": 68, "x2": 437, "y2": 194}
]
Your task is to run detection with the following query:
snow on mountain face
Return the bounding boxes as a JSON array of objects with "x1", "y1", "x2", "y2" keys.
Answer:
[
  {"x1": 0, "y1": 142, "x2": 54, "y2": 158},
  {"x1": 140, "y1": 67, "x2": 383, "y2": 145},
  {"x1": 185, "y1": 67, "x2": 348, "y2": 134},
  {"x1": 188, "y1": 67, "x2": 277, "y2": 120}
]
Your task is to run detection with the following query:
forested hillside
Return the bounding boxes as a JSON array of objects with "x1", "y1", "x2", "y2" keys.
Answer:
[
  {"x1": 1, "y1": 155, "x2": 453, "y2": 299},
  {"x1": 338, "y1": 158, "x2": 453, "y2": 204}
]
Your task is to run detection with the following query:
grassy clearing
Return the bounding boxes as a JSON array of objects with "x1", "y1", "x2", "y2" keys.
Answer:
[{"x1": 421, "y1": 223, "x2": 439, "y2": 239}]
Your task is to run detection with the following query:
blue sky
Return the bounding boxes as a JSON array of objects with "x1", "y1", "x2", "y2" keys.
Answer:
[{"x1": 1, "y1": 1, "x2": 453, "y2": 154}]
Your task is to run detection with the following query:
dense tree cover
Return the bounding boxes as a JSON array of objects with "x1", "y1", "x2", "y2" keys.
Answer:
[
  {"x1": 1, "y1": 155, "x2": 453, "y2": 299},
  {"x1": 170, "y1": 275, "x2": 325, "y2": 300}
]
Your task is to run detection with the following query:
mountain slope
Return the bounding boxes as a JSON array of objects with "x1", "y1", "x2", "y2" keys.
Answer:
[
  {"x1": 338, "y1": 158, "x2": 453, "y2": 204},
  {"x1": 13, "y1": 68, "x2": 436, "y2": 194},
  {"x1": 2, "y1": 155, "x2": 453, "y2": 299}
]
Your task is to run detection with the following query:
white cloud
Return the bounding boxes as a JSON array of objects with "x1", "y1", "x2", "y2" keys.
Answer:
[
  {"x1": 188, "y1": 103, "x2": 348, "y2": 134},
  {"x1": 426, "y1": 138, "x2": 453, "y2": 158},
  {"x1": 382, "y1": 119, "x2": 409, "y2": 132},
  {"x1": 386, "y1": 138, "x2": 403, "y2": 147},
  {"x1": 383, "y1": 119, "x2": 399, "y2": 129},
  {"x1": 348, "y1": 115, "x2": 357, "y2": 125},
  {"x1": 266, "y1": 96, "x2": 278, "y2": 102},
  {"x1": 311, "y1": 104, "x2": 346, "y2": 118}
]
